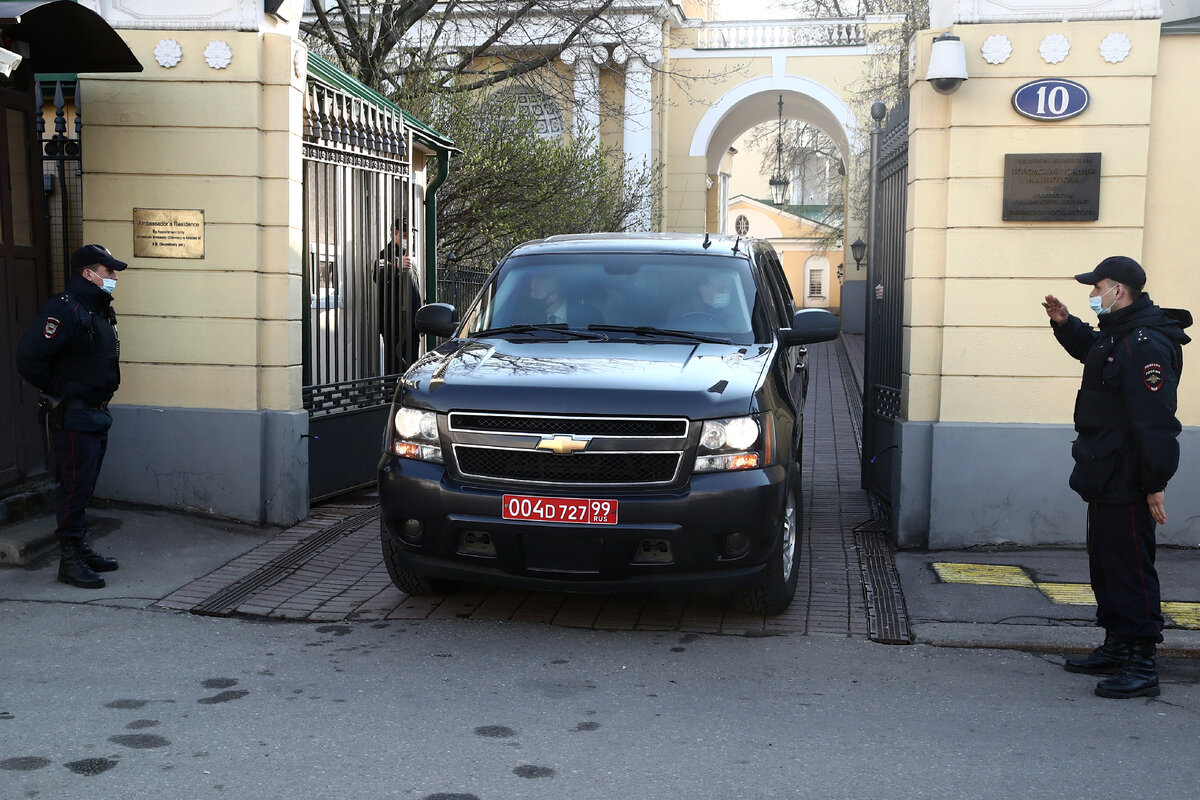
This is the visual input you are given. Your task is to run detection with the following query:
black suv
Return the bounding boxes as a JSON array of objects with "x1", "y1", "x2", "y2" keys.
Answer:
[{"x1": 378, "y1": 233, "x2": 838, "y2": 614}]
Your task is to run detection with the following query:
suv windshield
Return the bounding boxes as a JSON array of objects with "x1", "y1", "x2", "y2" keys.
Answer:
[{"x1": 460, "y1": 252, "x2": 762, "y2": 344}]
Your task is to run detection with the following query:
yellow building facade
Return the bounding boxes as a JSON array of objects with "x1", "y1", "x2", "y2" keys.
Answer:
[{"x1": 892, "y1": 0, "x2": 1200, "y2": 548}]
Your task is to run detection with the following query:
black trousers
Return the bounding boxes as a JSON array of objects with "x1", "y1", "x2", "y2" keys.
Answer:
[
  {"x1": 50, "y1": 427, "x2": 108, "y2": 542},
  {"x1": 1087, "y1": 502, "x2": 1164, "y2": 642}
]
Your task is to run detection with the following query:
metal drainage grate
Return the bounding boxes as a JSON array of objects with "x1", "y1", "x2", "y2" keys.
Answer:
[
  {"x1": 190, "y1": 506, "x2": 381, "y2": 617},
  {"x1": 853, "y1": 521, "x2": 913, "y2": 645}
]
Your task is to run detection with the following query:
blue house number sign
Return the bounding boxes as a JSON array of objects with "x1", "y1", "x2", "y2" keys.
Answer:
[{"x1": 1012, "y1": 79, "x2": 1089, "y2": 121}]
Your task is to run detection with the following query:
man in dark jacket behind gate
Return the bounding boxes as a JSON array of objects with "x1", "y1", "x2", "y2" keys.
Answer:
[
  {"x1": 16, "y1": 244, "x2": 126, "y2": 589},
  {"x1": 1042, "y1": 255, "x2": 1191, "y2": 699}
]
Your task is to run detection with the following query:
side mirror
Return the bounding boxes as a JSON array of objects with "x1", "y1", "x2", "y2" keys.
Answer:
[
  {"x1": 415, "y1": 303, "x2": 458, "y2": 337},
  {"x1": 780, "y1": 308, "x2": 839, "y2": 346}
]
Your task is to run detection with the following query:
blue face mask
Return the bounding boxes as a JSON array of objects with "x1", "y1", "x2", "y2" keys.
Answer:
[
  {"x1": 99, "y1": 278, "x2": 117, "y2": 295},
  {"x1": 1088, "y1": 285, "x2": 1117, "y2": 316}
]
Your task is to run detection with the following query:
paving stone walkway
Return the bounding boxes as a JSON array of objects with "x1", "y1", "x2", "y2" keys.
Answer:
[{"x1": 157, "y1": 338, "x2": 891, "y2": 637}]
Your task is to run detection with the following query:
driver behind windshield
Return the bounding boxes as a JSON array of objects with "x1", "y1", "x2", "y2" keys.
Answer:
[{"x1": 667, "y1": 270, "x2": 746, "y2": 331}]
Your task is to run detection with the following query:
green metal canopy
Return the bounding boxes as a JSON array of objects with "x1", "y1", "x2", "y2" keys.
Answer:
[{"x1": 306, "y1": 52, "x2": 457, "y2": 154}]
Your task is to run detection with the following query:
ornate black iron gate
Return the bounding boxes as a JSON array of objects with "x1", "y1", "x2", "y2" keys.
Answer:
[
  {"x1": 301, "y1": 75, "x2": 413, "y2": 501},
  {"x1": 861, "y1": 99, "x2": 907, "y2": 510}
]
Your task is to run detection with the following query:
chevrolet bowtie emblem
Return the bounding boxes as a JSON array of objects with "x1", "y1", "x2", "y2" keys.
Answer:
[{"x1": 535, "y1": 435, "x2": 591, "y2": 455}]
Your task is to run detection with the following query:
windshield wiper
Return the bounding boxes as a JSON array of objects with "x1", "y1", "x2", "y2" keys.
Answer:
[
  {"x1": 473, "y1": 323, "x2": 608, "y2": 341},
  {"x1": 587, "y1": 324, "x2": 732, "y2": 345}
]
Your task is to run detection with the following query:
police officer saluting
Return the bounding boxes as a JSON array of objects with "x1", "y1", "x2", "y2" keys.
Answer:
[
  {"x1": 1043, "y1": 256, "x2": 1191, "y2": 699},
  {"x1": 17, "y1": 244, "x2": 126, "y2": 589}
]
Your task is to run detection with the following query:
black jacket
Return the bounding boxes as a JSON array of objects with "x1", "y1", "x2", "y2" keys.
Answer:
[
  {"x1": 16, "y1": 275, "x2": 121, "y2": 431},
  {"x1": 1052, "y1": 294, "x2": 1191, "y2": 503}
]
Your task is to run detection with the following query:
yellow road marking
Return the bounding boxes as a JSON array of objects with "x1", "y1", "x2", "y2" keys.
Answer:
[
  {"x1": 934, "y1": 563, "x2": 1200, "y2": 627},
  {"x1": 1163, "y1": 602, "x2": 1200, "y2": 630},
  {"x1": 932, "y1": 562, "x2": 1035, "y2": 588},
  {"x1": 1036, "y1": 582, "x2": 1097, "y2": 606}
]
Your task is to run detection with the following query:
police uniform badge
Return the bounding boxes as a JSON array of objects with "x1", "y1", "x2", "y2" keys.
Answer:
[
  {"x1": 1143, "y1": 362, "x2": 1164, "y2": 392},
  {"x1": 43, "y1": 317, "x2": 60, "y2": 339}
]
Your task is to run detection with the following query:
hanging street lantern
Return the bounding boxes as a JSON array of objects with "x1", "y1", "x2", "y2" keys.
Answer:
[{"x1": 768, "y1": 94, "x2": 789, "y2": 207}]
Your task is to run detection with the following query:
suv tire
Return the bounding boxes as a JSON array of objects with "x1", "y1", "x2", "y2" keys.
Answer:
[
  {"x1": 380, "y1": 521, "x2": 457, "y2": 596},
  {"x1": 732, "y1": 468, "x2": 801, "y2": 615}
]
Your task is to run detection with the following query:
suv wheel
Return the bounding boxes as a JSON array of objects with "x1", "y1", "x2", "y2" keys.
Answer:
[
  {"x1": 732, "y1": 470, "x2": 801, "y2": 615},
  {"x1": 380, "y1": 521, "x2": 457, "y2": 596}
]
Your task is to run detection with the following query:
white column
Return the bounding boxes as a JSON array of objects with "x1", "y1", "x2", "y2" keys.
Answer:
[
  {"x1": 561, "y1": 46, "x2": 605, "y2": 142},
  {"x1": 614, "y1": 47, "x2": 660, "y2": 231}
]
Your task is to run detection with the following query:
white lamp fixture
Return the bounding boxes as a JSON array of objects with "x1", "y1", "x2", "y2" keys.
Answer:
[
  {"x1": 0, "y1": 46, "x2": 23, "y2": 78},
  {"x1": 926, "y1": 32, "x2": 968, "y2": 95}
]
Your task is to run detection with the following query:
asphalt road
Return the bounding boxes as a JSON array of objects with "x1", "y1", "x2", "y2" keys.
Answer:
[{"x1": 2, "y1": 601, "x2": 1198, "y2": 800}]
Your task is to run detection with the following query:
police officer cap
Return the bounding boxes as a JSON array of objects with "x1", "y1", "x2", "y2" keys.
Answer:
[
  {"x1": 71, "y1": 243, "x2": 127, "y2": 272},
  {"x1": 1074, "y1": 255, "x2": 1145, "y2": 292}
]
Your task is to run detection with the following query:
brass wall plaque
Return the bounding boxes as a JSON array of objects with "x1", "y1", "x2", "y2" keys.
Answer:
[
  {"x1": 132, "y1": 208, "x2": 205, "y2": 258},
  {"x1": 1002, "y1": 153, "x2": 1101, "y2": 221}
]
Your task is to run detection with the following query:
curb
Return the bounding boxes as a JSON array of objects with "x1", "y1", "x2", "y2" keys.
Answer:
[
  {"x1": 0, "y1": 529, "x2": 57, "y2": 568},
  {"x1": 912, "y1": 622, "x2": 1200, "y2": 659}
]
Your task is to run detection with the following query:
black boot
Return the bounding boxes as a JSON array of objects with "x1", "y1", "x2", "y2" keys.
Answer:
[
  {"x1": 1095, "y1": 639, "x2": 1160, "y2": 699},
  {"x1": 1064, "y1": 630, "x2": 1132, "y2": 675},
  {"x1": 58, "y1": 540, "x2": 106, "y2": 589},
  {"x1": 80, "y1": 534, "x2": 118, "y2": 572}
]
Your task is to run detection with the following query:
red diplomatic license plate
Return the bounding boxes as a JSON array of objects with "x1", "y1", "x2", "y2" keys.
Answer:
[{"x1": 502, "y1": 495, "x2": 618, "y2": 525}]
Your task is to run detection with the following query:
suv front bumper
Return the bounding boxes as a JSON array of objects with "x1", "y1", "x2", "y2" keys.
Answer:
[{"x1": 379, "y1": 457, "x2": 791, "y2": 593}]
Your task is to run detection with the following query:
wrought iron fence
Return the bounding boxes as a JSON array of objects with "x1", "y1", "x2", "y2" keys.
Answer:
[
  {"x1": 437, "y1": 259, "x2": 491, "y2": 314},
  {"x1": 37, "y1": 79, "x2": 82, "y2": 292},
  {"x1": 301, "y1": 77, "x2": 413, "y2": 417},
  {"x1": 861, "y1": 97, "x2": 908, "y2": 511}
]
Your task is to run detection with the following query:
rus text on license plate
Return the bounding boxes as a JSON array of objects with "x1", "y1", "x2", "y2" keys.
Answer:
[{"x1": 502, "y1": 495, "x2": 618, "y2": 525}]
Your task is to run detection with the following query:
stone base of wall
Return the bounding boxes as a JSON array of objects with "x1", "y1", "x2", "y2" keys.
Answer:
[
  {"x1": 895, "y1": 421, "x2": 1200, "y2": 550},
  {"x1": 98, "y1": 406, "x2": 309, "y2": 526}
]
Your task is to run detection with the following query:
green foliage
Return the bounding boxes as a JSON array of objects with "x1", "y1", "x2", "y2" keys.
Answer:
[{"x1": 421, "y1": 92, "x2": 655, "y2": 269}]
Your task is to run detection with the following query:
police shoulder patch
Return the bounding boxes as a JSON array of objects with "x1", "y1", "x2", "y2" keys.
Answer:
[
  {"x1": 43, "y1": 317, "x2": 60, "y2": 339},
  {"x1": 1143, "y1": 362, "x2": 1164, "y2": 392}
]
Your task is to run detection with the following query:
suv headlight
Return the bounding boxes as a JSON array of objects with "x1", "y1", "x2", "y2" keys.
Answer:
[
  {"x1": 391, "y1": 406, "x2": 443, "y2": 464},
  {"x1": 694, "y1": 413, "x2": 773, "y2": 473}
]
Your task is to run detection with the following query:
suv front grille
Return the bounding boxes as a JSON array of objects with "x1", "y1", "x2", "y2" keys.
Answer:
[
  {"x1": 454, "y1": 447, "x2": 680, "y2": 485},
  {"x1": 450, "y1": 413, "x2": 687, "y2": 437}
]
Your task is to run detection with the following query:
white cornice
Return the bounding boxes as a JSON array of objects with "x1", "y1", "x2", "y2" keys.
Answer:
[
  {"x1": 932, "y1": 0, "x2": 1161, "y2": 25},
  {"x1": 87, "y1": 0, "x2": 271, "y2": 32}
]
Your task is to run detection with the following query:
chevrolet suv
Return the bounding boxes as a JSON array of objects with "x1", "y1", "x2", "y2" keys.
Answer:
[{"x1": 378, "y1": 233, "x2": 838, "y2": 614}]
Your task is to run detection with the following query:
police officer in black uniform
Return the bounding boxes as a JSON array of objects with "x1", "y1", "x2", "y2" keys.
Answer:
[
  {"x1": 17, "y1": 244, "x2": 127, "y2": 589},
  {"x1": 1043, "y1": 256, "x2": 1191, "y2": 699}
]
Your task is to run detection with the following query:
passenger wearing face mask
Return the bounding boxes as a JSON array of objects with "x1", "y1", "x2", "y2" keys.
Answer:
[
  {"x1": 1042, "y1": 256, "x2": 1191, "y2": 699},
  {"x1": 17, "y1": 244, "x2": 127, "y2": 590}
]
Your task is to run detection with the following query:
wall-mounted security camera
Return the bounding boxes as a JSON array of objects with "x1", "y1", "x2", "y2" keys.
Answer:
[
  {"x1": 926, "y1": 32, "x2": 968, "y2": 95},
  {"x1": 0, "y1": 46, "x2": 24, "y2": 78}
]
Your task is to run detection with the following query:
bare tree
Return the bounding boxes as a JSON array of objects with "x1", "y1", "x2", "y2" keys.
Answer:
[{"x1": 302, "y1": 0, "x2": 668, "y2": 110}]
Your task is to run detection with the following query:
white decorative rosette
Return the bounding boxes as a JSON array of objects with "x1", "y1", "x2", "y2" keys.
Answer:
[
  {"x1": 1100, "y1": 32, "x2": 1132, "y2": 64},
  {"x1": 1040, "y1": 33, "x2": 1070, "y2": 65},
  {"x1": 204, "y1": 40, "x2": 233, "y2": 70},
  {"x1": 980, "y1": 34, "x2": 1012, "y2": 65},
  {"x1": 154, "y1": 38, "x2": 182, "y2": 69}
]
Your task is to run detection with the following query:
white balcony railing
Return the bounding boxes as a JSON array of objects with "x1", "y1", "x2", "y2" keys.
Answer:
[{"x1": 695, "y1": 19, "x2": 866, "y2": 49}]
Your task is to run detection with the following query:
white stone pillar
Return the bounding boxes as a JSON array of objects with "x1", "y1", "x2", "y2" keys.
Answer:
[
  {"x1": 561, "y1": 46, "x2": 606, "y2": 142},
  {"x1": 614, "y1": 47, "x2": 660, "y2": 231}
]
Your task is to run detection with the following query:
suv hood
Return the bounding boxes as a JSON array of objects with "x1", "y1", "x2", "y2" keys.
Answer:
[{"x1": 402, "y1": 337, "x2": 774, "y2": 419}]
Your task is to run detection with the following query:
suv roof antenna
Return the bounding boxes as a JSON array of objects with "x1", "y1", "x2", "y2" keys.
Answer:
[
  {"x1": 702, "y1": 232, "x2": 711, "y2": 249},
  {"x1": 732, "y1": 236, "x2": 741, "y2": 254}
]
